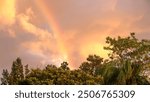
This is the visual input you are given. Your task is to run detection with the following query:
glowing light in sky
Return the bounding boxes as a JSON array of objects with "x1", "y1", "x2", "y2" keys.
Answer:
[{"x1": 34, "y1": 0, "x2": 68, "y2": 62}]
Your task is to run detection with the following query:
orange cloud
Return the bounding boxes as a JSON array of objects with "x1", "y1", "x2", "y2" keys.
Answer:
[
  {"x1": 18, "y1": 8, "x2": 52, "y2": 40},
  {"x1": 34, "y1": 0, "x2": 68, "y2": 62},
  {"x1": 18, "y1": 0, "x2": 150, "y2": 69},
  {"x1": 18, "y1": 8, "x2": 66, "y2": 66},
  {"x1": 1, "y1": 0, "x2": 150, "y2": 70},
  {"x1": 21, "y1": 40, "x2": 65, "y2": 66},
  {"x1": 0, "y1": 0, "x2": 16, "y2": 26}
]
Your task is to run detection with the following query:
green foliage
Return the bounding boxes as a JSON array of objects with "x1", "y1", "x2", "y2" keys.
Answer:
[
  {"x1": 18, "y1": 67, "x2": 103, "y2": 85},
  {"x1": 79, "y1": 55, "x2": 103, "y2": 75},
  {"x1": 101, "y1": 33, "x2": 150, "y2": 84},
  {"x1": 1, "y1": 57, "x2": 24, "y2": 85},
  {"x1": 60, "y1": 61, "x2": 70, "y2": 70},
  {"x1": 24, "y1": 64, "x2": 30, "y2": 78},
  {"x1": 104, "y1": 33, "x2": 150, "y2": 64},
  {"x1": 9, "y1": 57, "x2": 24, "y2": 84}
]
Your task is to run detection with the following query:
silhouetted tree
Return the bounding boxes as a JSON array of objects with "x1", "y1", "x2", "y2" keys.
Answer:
[
  {"x1": 1, "y1": 69, "x2": 10, "y2": 85},
  {"x1": 60, "y1": 61, "x2": 69, "y2": 70},
  {"x1": 9, "y1": 57, "x2": 24, "y2": 84},
  {"x1": 80, "y1": 55, "x2": 103, "y2": 75}
]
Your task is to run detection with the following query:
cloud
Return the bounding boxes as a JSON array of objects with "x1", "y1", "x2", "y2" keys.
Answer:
[
  {"x1": 42, "y1": 0, "x2": 150, "y2": 68},
  {"x1": 0, "y1": 1, "x2": 61, "y2": 71},
  {"x1": 18, "y1": 8, "x2": 52, "y2": 40},
  {"x1": 17, "y1": 8, "x2": 66, "y2": 67},
  {"x1": 0, "y1": 0, "x2": 16, "y2": 27},
  {"x1": 0, "y1": 0, "x2": 150, "y2": 72}
]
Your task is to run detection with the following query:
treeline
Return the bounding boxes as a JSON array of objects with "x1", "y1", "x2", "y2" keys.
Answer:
[{"x1": 1, "y1": 33, "x2": 150, "y2": 85}]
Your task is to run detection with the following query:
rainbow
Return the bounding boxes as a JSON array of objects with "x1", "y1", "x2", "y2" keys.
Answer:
[{"x1": 33, "y1": 0, "x2": 68, "y2": 61}]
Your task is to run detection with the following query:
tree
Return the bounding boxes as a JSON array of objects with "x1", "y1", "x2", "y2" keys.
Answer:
[
  {"x1": 46, "y1": 64, "x2": 57, "y2": 69},
  {"x1": 60, "y1": 61, "x2": 69, "y2": 70},
  {"x1": 18, "y1": 64, "x2": 103, "y2": 85},
  {"x1": 104, "y1": 33, "x2": 150, "y2": 64},
  {"x1": 1, "y1": 58, "x2": 25, "y2": 85},
  {"x1": 79, "y1": 55, "x2": 103, "y2": 75},
  {"x1": 1, "y1": 69, "x2": 10, "y2": 85},
  {"x1": 96, "y1": 60, "x2": 120, "y2": 85},
  {"x1": 102, "y1": 33, "x2": 150, "y2": 84},
  {"x1": 9, "y1": 57, "x2": 24, "y2": 84},
  {"x1": 24, "y1": 64, "x2": 30, "y2": 78}
]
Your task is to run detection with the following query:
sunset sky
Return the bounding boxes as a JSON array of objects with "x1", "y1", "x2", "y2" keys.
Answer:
[{"x1": 0, "y1": 0, "x2": 150, "y2": 72}]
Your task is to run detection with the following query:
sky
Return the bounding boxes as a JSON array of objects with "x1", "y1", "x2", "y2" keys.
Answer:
[{"x1": 0, "y1": 0, "x2": 150, "y2": 72}]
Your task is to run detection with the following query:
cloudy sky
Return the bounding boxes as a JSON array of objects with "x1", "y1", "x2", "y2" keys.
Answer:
[{"x1": 0, "y1": 0, "x2": 150, "y2": 72}]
